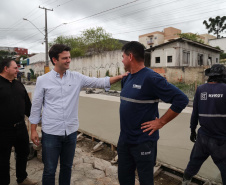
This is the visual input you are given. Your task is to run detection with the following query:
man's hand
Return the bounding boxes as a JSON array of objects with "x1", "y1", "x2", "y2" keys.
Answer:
[
  {"x1": 31, "y1": 130, "x2": 40, "y2": 146},
  {"x1": 190, "y1": 130, "x2": 196, "y2": 143},
  {"x1": 109, "y1": 72, "x2": 129, "y2": 84},
  {"x1": 31, "y1": 124, "x2": 40, "y2": 146},
  {"x1": 141, "y1": 118, "x2": 165, "y2": 136},
  {"x1": 121, "y1": 72, "x2": 129, "y2": 78}
]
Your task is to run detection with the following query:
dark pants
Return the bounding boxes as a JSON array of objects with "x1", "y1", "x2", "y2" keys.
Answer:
[
  {"x1": 42, "y1": 131, "x2": 77, "y2": 185},
  {"x1": 0, "y1": 122, "x2": 29, "y2": 185},
  {"x1": 117, "y1": 140, "x2": 157, "y2": 185},
  {"x1": 184, "y1": 133, "x2": 226, "y2": 184}
]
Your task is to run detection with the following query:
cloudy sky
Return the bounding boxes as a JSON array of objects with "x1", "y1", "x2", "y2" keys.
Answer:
[{"x1": 0, "y1": 0, "x2": 226, "y2": 53}]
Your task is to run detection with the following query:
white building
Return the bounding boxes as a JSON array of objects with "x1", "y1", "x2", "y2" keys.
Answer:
[
  {"x1": 209, "y1": 37, "x2": 226, "y2": 53},
  {"x1": 146, "y1": 38, "x2": 221, "y2": 67},
  {"x1": 28, "y1": 53, "x2": 46, "y2": 64}
]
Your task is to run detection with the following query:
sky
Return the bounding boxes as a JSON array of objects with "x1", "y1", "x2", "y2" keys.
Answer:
[{"x1": 0, "y1": 0, "x2": 226, "y2": 54}]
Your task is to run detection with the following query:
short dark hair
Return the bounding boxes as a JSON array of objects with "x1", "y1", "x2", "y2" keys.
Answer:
[
  {"x1": 122, "y1": 41, "x2": 145, "y2": 62},
  {"x1": 0, "y1": 58, "x2": 14, "y2": 73},
  {"x1": 49, "y1": 44, "x2": 71, "y2": 65}
]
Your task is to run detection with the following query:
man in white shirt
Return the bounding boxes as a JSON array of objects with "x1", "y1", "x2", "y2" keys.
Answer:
[{"x1": 29, "y1": 44, "x2": 126, "y2": 185}]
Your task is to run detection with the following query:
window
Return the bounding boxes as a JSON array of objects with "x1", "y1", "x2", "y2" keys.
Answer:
[
  {"x1": 216, "y1": 58, "x2": 219, "y2": 63},
  {"x1": 147, "y1": 36, "x2": 154, "y2": 45},
  {"x1": 208, "y1": 56, "x2": 212, "y2": 65},
  {"x1": 183, "y1": 51, "x2": 190, "y2": 65},
  {"x1": 155, "y1": 57, "x2": 160, "y2": 63},
  {"x1": 198, "y1": 53, "x2": 203, "y2": 66},
  {"x1": 167, "y1": 56, "x2": 172, "y2": 63}
]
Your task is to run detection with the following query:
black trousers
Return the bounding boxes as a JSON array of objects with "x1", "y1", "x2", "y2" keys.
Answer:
[
  {"x1": 0, "y1": 122, "x2": 30, "y2": 185},
  {"x1": 117, "y1": 140, "x2": 157, "y2": 185},
  {"x1": 184, "y1": 133, "x2": 226, "y2": 184}
]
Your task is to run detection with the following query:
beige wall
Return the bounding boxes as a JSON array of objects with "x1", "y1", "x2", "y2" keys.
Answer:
[
  {"x1": 25, "y1": 50, "x2": 125, "y2": 78},
  {"x1": 139, "y1": 32, "x2": 164, "y2": 49},
  {"x1": 200, "y1": 34, "x2": 217, "y2": 44},
  {"x1": 163, "y1": 27, "x2": 181, "y2": 41},
  {"x1": 24, "y1": 62, "x2": 53, "y2": 77}
]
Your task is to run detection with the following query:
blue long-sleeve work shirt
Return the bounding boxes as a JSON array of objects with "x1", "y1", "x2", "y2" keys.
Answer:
[
  {"x1": 119, "y1": 67, "x2": 189, "y2": 144},
  {"x1": 191, "y1": 83, "x2": 226, "y2": 140}
]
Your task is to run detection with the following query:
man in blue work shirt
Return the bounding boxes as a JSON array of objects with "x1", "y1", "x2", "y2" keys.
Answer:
[
  {"x1": 29, "y1": 44, "x2": 127, "y2": 185},
  {"x1": 182, "y1": 64, "x2": 226, "y2": 185},
  {"x1": 118, "y1": 41, "x2": 189, "y2": 185}
]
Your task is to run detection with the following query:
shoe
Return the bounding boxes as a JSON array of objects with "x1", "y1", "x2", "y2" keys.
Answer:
[
  {"x1": 182, "y1": 179, "x2": 191, "y2": 185},
  {"x1": 18, "y1": 177, "x2": 38, "y2": 185}
]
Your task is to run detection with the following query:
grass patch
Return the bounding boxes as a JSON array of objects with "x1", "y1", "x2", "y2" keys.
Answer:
[{"x1": 110, "y1": 80, "x2": 121, "y2": 91}]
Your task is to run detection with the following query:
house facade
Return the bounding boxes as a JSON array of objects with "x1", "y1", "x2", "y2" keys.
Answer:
[
  {"x1": 0, "y1": 46, "x2": 28, "y2": 55},
  {"x1": 146, "y1": 38, "x2": 221, "y2": 68},
  {"x1": 139, "y1": 27, "x2": 217, "y2": 49},
  {"x1": 139, "y1": 27, "x2": 181, "y2": 49}
]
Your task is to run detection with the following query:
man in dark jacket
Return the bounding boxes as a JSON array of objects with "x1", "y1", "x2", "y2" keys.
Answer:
[
  {"x1": 0, "y1": 58, "x2": 38, "y2": 185},
  {"x1": 182, "y1": 64, "x2": 226, "y2": 185},
  {"x1": 118, "y1": 41, "x2": 189, "y2": 185}
]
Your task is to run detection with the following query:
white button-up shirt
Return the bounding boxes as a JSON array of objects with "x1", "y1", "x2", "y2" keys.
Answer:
[{"x1": 29, "y1": 69, "x2": 110, "y2": 136}]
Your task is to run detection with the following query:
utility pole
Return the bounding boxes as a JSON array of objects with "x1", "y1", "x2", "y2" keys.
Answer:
[{"x1": 39, "y1": 6, "x2": 53, "y2": 73}]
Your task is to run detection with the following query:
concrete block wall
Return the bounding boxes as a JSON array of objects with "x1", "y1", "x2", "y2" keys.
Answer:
[
  {"x1": 151, "y1": 66, "x2": 209, "y2": 84},
  {"x1": 25, "y1": 50, "x2": 125, "y2": 78}
]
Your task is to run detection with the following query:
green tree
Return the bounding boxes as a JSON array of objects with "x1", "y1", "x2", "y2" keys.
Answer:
[
  {"x1": 178, "y1": 33, "x2": 204, "y2": 43},
  {"x1": 81, "y1": 27, "x2": 122, "y2": 54},
  {"x1": 203, "y1": 16, "x2": 226, "y2": 38},
  {"x1": 49, "y1": 27, "x2": 122, "y2": 58},
  {"x1": 215, "y1": 46, "x2": 226, "y2": 60}
]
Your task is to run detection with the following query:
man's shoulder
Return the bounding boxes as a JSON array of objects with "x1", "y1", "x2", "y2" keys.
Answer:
[
  {"x1": 15, "y1": 79, "x2": 25, "y2": 88},
  {"x1": 143, "y1": 68, "x2": 166, "y2": 84},
  {"x1": 143, "y1": 68, "x2": 162, "y2": 78},
  {"x1": 67, "y1": 70, "x2": 83, "y2": 79},
  {"x1": 37, "y1": 71, "x2": 52, "y2": 80}
]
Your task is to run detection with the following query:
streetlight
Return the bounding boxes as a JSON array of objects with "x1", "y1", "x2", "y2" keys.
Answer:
[
  {"x1": 23, "y1": 18, "x2": 45, "y2": 36},
  {"x1": 48, "y1": 23, "x2": 67, "y2": 33},
  {"x1": 23, "y1": 17, "x2": 67, "y2": 73},
  {"x1": 23, "y1": 17, "x2": 49, "y2": 70}
]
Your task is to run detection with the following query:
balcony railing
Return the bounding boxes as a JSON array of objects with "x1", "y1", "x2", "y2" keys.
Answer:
[{"x1": 147, "y1": 40, "x2": 154, "y2": 45}]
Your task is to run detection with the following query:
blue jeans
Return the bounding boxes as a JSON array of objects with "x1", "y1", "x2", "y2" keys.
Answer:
[
  {"x1": 184, "y1": 133, "x2": 226, "y2": 184},
  {"x1": 42, "y1": 131, "x2": 77, "y2": 185},
  {"x1": 117, "y1": 140, "x2": 157, "y2": 185}
]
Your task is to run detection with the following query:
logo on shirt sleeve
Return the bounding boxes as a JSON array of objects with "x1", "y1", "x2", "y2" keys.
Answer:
[
  {"x1": 201, "y1": 92, "x2": 207, "y2": 100},
  {"x1": 133, "y1": 84, "x2": 141, "y2": 89}
]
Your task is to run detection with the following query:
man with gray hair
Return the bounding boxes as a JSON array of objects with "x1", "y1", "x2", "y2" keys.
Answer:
[
  {"x1": 182, "y1": 64, "x2": 226, "y2": 185},
  {"x1": 0, "y1": 58, "x2": 38, "y2": 185}
]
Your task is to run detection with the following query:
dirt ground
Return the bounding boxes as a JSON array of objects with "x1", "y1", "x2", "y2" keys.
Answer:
[{"x1": 76, "y1": 136, "x2": 202, "y2": 185}]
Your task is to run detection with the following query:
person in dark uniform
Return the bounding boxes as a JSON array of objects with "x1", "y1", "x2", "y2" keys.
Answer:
[
  {"x1": 0, "y1": 58, "x2": 38, "y2": 185},
  {"x1": 17, "y1": 71, "x2": 22, "y2": 82},
  {"x1": 182, "y1": 64, "x2": 226, "y2": 185},
  {"x1": 118, "y1": 41, "x2": 189, "y2": 185}
]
